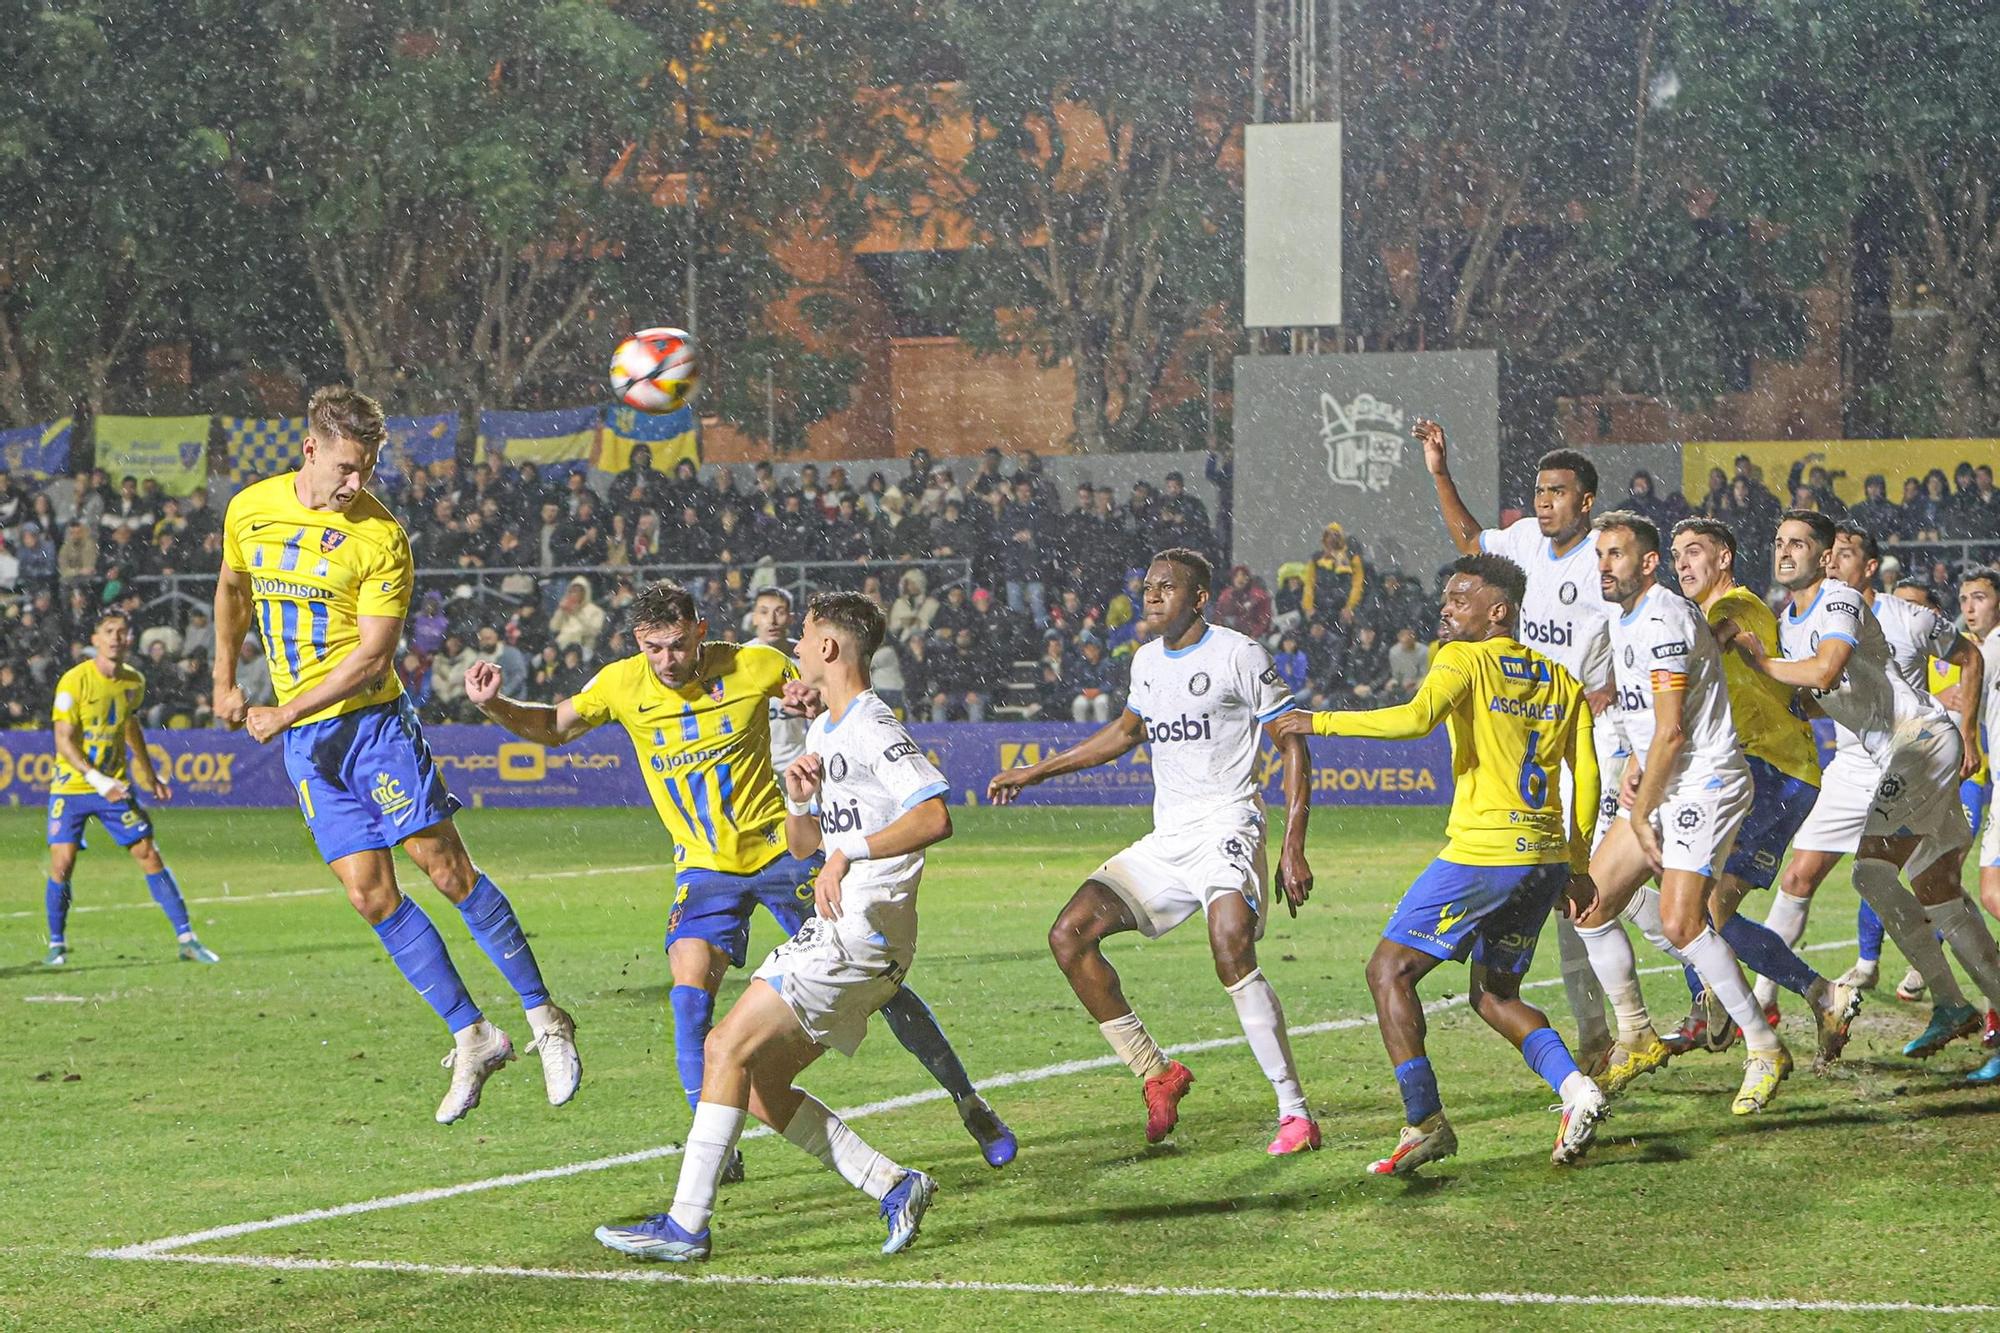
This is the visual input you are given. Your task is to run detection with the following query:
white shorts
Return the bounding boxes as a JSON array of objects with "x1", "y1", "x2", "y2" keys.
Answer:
[
  {"x1": 1561, "y1": 707, "x2": 1627, "y2": 855},
  {"x1": 1980, "y1": 796, "x2": 2000, "y2": 869},
  {"x1": 1797, "y1": 732, "x2": 1969, "y2": 875},
  {"x1": 1090, "y1": 818, "x2": 1269, "y2": 941},
  {"x1": 752, "y1": 915, "x2": 908, "y2": 1057},
  {"x1": 1644, "y1": 767, "x2": 1752, "y2": 877}
]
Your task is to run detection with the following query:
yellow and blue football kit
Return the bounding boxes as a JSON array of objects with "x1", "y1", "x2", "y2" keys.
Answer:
[
  {"x1": 223, "y1": 474, "x2": 455, "y2": 863},
  {"x1": 1312, "y1": 637, "x2": 1595, "y2": 973},
  {"x1": 47, "y1": 660, "x2": 152, "y2": 849},
  {"x1": 1929, "y1": 652, "x2": 1990, "y2": 837},
  {"x1": 1710, "y1": 586, "x2": 1822, "y2": 888},
  {"x1": 569, "y1": 642, "x2": 814, "y2": 967}
]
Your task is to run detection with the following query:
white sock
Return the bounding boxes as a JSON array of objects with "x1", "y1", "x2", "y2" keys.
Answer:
[
  {"x1": 1752, "y1": 890, "x2": 1813, "y2": 1007},
  {"x1": 1621, "y1": 886, "x2": 1692, "y2": 965},
  {"x1": 781, "y1": 1092, "x2": 905, "y2": 1201},
  {"x1": 1926, "y1": 897, "x2": 2000, "y2": 1011},
  {"x1": 1556, "y1": 916, "x2": 1612, "y2": 1051},
  {"x1": 668, "y1": 1100, "x2": 747, "y2": 1233},
  {"x1": 1225, "y1": 969, "x2": 1309, "y2": 1120},
  {"x1": 1578, "y1": 920, "x2": 1653, "y2": 1042},
  {"x1": 1099, "y1": 1011, "x2": 1170, "y2": 1081},
  {"x1": 1681, "y1": 927, "x2": 1778, "y2": 1051},
  {"x1": 1853, "y1": 859, "x2": 1968, "y2": 1007}
]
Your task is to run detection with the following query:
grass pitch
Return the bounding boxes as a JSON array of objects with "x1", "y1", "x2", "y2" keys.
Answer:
[{"x1": 5, "y1": 804, "x2": 1999, "y2": 1331}]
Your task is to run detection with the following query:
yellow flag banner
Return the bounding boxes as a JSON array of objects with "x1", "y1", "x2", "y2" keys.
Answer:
[
  {"x1": 595, "y1": 404, "x2": 698, "y2": 476},
  {"x1": 94, "y1": 415, "x2": 210, "y2": 494},
  {"x1": 1683, "y1": 439, "x2": 2000, "y2": 507}
]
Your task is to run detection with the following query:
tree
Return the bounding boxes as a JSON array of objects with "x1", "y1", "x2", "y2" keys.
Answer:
[
  {"x1": 0, "y1": 0, "x2": 261, "y2": 425},
  {"x1": 892, "y1": 0, "x2": 1247, "y2": 452},
  {"x1": 1669, "y1": 1, "x2": 2000, "y2": 436}
]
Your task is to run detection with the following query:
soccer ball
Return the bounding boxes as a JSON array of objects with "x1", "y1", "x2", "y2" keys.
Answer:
[{"x1": 610, "y1": 327, "x2": 700, "y2": 413}]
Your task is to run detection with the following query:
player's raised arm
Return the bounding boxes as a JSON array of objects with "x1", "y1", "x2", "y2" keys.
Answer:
[
  {"x1": 1270, "y1": 650, "x2": 1472, "y2": 742},
  {"x1": 986, "y1": 709, "x2": 1147, "y2": 804},
  {"x1": 244, "y1": 613, "x2": 402, "y2": 743},
  {"x1": 210, "y1": 562, "x2": 254, "y2": 729},
  {"x1": 466, "y1": 660, "x2": 600, "y2": 747},
  {"x1": 123, "y1": 712, "x2": 170, "y2": 802},
  {"x1": 1738, "y1": 606, "x2": 1856, "y2": 692},
  {"x1": 1418, "y1": 419, "x2": 1484, "y2": 556}
]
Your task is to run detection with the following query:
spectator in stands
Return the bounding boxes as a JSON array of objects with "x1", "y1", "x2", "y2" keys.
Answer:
[
  {"x1": 928, "y1": 496, "x2": 979, "y2": 569},
  {"x1": 1303, "y1": 618, "x2": 1344, "y2": 687},
  {"x1": 1387, "y1": 627, "x2": 1427, "y2": 699},
  {"x1": 968, "y1": 447, "x2": 1008, "y2": 500},
  {"x1": 57, "y1": 520, "x2": 95, "y2": 589},
  {"x1": 888, "y1": 569, "x2": 938, "y2": 643},
  {"x1": 900, "y1": 633, "x2": 932, "y2": 720},
  {"x1": 1912, "y1": 469, "x2": 1952, "y2": 539},
  {"x1": 0, "y1": 471, "x2": 23, "y2": 533},
  {"x1": 969, "y1": 585, "x2": 1026, "y2": 666},
  {"x1": 549, "y1": 576, "x2": 606, "y2": 657},
  {"x1": 1958, "y1": 465, "x2": 2000, "y2": 542},
  {"x1": 455, "y1": 511, "x2": 489, "y2": 568},
  {"x1": 1850, "y1": 474, "x2": 1902, "y2": 538},
  {"x1": 1302, "y1": 521, "x2": 1364, "y2": 625},
  {"x1": 1697, "y1": 467, "x2": 1729, "y2": 519},
  {"x1": 869, "y1": 487, "x2": 927, "y2": 562},
  {"x1": 1000, "y1": 476, "x2": 1048, "y2": 624},
  {"x1": 1212, "y1": 564, "x2": 1272, "y2": 640},
  {"x1": 1070, "y1": 636, "x2": 1115, "y2": 722},
  {"x1": 14, "y1": 523, "x2": 53, "y2": 593},
  {"x1": 1271, "y1": 630, "x2": 1310, "y2": 697},
  {"x1": 1344, "y1": 624, "x2": 1390, "y2": 703},
  {"x1": 427, "y1": 632, "x2": 479, "y2": 722},
  {"x1": 931, "y1": 581, "x2": 975, "y2": 639},
  {"x1": 235, "y1": 638, "x2": 274, "y2": 707},
  {"x1": 0, "y1": 661, "x2": 41, "y2": 728},
  {"x1": 182, "y1": 608, "x2": 215, "y2": 661},
  {"x1": 931, "y1": 626, "x2": 990, "y2": 722},
  {"x1": 410, "y1": 591, "x2": 448, "y2": 657},
  {"x1": 474, "y1": 624, "x2": 529, "y2": 699},
  {"x1": 1157, "y1": 471, "x2": 1210, "y2": 535},
  {"x1": 868, "y1": 635, "x2": 907, "y2": 716},
  {"x1": 101, "y1": 476, "x2": 155, "y2": 534},
  {"x1": 1365, "y1": 570, "x2": 1430, "y2": 640},
  {"x1": 560, "y1": 495, "x2": 609, "y2": 567}
]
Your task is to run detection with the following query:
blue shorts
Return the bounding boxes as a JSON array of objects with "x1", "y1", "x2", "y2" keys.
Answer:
[
  {"x1": 1962, "y1": 778, "x2": 1990, "y2": 841},
  {"x1": 1383, "y1": 858, "x2": 1570, "y2": 975},
  {"x1": 666, "y1": 850, "x2": 825, "y2": 968},
  {"x1": 281, "y1": 697, "x2": 460, "y2": 863},
  {"x1": 1723, "y1": 756, "x2": 1819, "y2": 889},
  {"x1": 47, "y1": 791, "x2": 154, "y2": 850}
]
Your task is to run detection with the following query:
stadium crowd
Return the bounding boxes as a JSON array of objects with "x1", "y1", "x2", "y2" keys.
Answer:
[{"x1": 1, "y1": 443, "x2": 1995, "y2": 729}]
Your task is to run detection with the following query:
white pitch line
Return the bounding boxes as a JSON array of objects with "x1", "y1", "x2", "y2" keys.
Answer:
[
  {"x1": 3, "y1": 864, "x2": 664, "y2": 920},
  {"x1": 99, "y1": 939, "x2": 1859, "y2": 1260},
  {"x1": 86, "y1": 1252, "x2": 2000, "y2": 1317}
]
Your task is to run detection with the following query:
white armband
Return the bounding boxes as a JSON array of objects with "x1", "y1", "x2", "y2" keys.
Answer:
[
  {"x1": 84, "y1": 769, "x2": 119, "y2": 797},
  {"x1": 827, "y1": 830, "x2": 870, "y2": 862},
  {"x1": 785, "y1": 796, "x2": 816, "y2": 817}
]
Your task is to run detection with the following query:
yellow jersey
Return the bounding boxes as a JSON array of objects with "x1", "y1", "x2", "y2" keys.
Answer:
[
  {"x1": 1312, "y1": 636, "x2": 1595, "y2": 871},
  {"x1": 1930, "y1": 653, "x2": 1990, "y2": 784},
  {"x1": 222, "y1": 474, "x2": 412, "y2": 727},
  {"x1": 569, "y1": 642, "x2": 796, "y2": 876},
  {"x1": 50, "y1": 660, "x2": 145, "y2": 795},
  {"x1": 1710, "y1": 586, "x2": 1821, "y2": 788}
]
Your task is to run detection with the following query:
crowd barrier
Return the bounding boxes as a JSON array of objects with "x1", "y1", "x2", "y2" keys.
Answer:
[{"x1": 0, "y1": 723, "x2": 1455, "y2": 811}]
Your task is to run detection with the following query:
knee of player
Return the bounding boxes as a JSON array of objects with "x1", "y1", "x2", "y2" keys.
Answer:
[
  {"x1": 1365, "y1": 947, "x2": 1423, "y2": 994},
  {"x1": 425, "y1": 857, "x2": 478, "y2": 901},
  {"x1": 702, "y1": 1025, "x2": 750, "y2": 1075}
]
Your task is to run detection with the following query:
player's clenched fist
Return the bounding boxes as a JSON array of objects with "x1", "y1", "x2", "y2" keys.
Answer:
[
  {"x1": 465, "y1": 660, "x2": 503, "y2": 706},
  {"x1": 213, "y1": 684, "x2": 247, "y2": 730},
  {"x1": 780, "y1": 678, "x2": 824, "y2": 719},
  {"x1": 785, "y1": 752, "x2": 823, "y2": 805},
  {"x1": 245, "y1": 705, "x2": 289, "y2": 744}
]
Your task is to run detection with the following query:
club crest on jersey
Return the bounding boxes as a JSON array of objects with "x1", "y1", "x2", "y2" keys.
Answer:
[
  {"x1": 1318, "y1": 391, "x2": 1405, "y2": 493},
  {"x1": 1809, "y1": 631, "x2": 1821, "y2": 650},
  {"x1": 1559, "y1": 581, "x2": 1579, "y2": 605},
  {"x1": 1189, "y1": 671, "x2": 1212, "y2": 697},
  {"x1": 319, "y1": 529, "x2": 347, "y2": 554},
  {"x1": 708, "y1": 677, "x2": 726, "y2": 701},
  {"x1": 828, "y1": 752, "x2": 849, "y2": 782},
  {"x1": 1624, "y1": 646, "x2": 1637, "y2": 667}
]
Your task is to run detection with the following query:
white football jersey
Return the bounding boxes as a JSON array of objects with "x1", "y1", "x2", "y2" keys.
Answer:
[
  {"x1": 809, "y1": 690, "x2": 949, "y2": 953},
  {"x1": 1479, "y1": 518, "x2": 1613, "y2": 690},
  {"x1": 1124, "y1": 623, "x2": 1294, "y2": 829},
  {"x1": 1873, "y1": 593, "x2": 1961, "y2": 693},
  {"x1": 765, "y1": 639, "x2": 809, "y2": 773},
  {"x1": 1778, "y1": 578, "x2": 1943, "y2": 758},
  {"x1": 1980, "y1": 631, "x2": 2000, "y2": 753},
  {"x1": 1608, "y1": 582, "x2": 1743, "y2": 783}
]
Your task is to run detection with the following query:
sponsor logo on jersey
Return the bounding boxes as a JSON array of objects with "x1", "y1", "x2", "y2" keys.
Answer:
[
  {"x1": 1259, "y1": 666, "x2": 1282, "y2": 686},
  {"x1": 820, "y1": 799, "x2": 865, "y2": 833},
  {"x1": 1652, "y1": 641, "x2": 1689, "y2": 659},
  {"x1": 251, "y1": 575, "x2": 331, "y2": 600},
  {"x1": 1499, "y1": 654, "x2": 1552, "y2": 683},
  {"x1": 1145, "y1": 712, "x2": 1213, "y2": 744},
  {"x1": 1827, "y1": 600, "x2": 1862, "y2": 618},
  {"x1": 1615, "y1": 683, "x2": 1649, "y2": 712},
  {"x1": 1188, "y1": 671, "x2": 1212, "y2": 697},
  {"x1": 1318, "y1": 391, "x2": 1406, "y2": 493},
  {"x1": 882, "y1": 739, "x2": 919, "y2": 763},
  {"x1": 1523, "y1": 618, "x2": 1574, "y2": 650},
  {"x1": 827, "y1": 752, "x2": 849, "y2": 782}
]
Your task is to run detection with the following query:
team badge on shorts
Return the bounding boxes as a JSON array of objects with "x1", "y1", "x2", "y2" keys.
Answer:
[
  {"x1": 667, "y1": 883, "x2": 689, "y2": 934},
  {"x1": 1674, "y1": 805, "x2": 1705, "y2": 832},
  {"x1": 1875, "y1": 773, "x2": 1905, "y2": 803}
]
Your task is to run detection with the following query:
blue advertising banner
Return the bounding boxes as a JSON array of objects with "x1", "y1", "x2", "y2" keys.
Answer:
[{"x1": 0, "y1": 723, "x2": 1455, "y2": 812}]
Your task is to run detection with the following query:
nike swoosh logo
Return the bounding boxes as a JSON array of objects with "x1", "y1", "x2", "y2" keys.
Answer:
[
  {"x1": 417, "y1": 984, "x2": 436, "y2": 997},
  {"x1": 503, "y1": 945, "x2": 525, "y2": 960},
  {"x1": 249, "y1": 521, "x2": 276, "y2": 532}
]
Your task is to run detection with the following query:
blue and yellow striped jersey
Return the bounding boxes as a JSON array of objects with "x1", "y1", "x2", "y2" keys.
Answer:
[
  {"x1": 569, "y1": 642, "x2": 796, "y2": 876},
  {"x1": 50, "y1": 660, "x2": 145, "y2": 795},
  {"x1": 1313, "y1": 637, "x2": 1596, "y2": 871},
  {"x1": 222, "y1": 474, "x2": 412, "y2": 727},
  {"x1": 1711, "y1": 587, "x2": 1821, "y2": 788}
]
